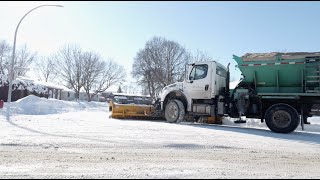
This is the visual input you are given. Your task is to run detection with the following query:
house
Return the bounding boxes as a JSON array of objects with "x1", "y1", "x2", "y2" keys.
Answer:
[
  {"x1": 100, "y1": 91, "x2": 114, "y2": 102},
  {"x1": 18, "y1": 76, "x2": 64, "y2": 100},
  {"x1": 53, "y1": 88, "x2": 101, "y2": 102},
  {"x1": 60, "y1": 89, "x2": 76, "y2": 101},
  {"x1": 78, "y1": 89, "x2": 102, "y2": 102},
  {"x1": 12, "y1": 76, "x2": 105, "y2": 102},
  {"x1": 34, "y1": 81, "x2": 65, "y2": 100}
]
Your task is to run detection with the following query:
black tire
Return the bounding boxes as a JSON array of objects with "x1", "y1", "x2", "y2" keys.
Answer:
[
  {"x1": 174, "y1": 99, "x2": 185, "y2": 123},
  {"x1": 265, "y1": 103, "x2": 300, "y2": 133},
  {"x1": 164, "y1": 99, "x2": 185, "y2": 123}
]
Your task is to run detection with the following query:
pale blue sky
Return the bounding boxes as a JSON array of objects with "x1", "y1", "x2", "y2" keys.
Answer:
[{"x1": 1, "y1": 1, "x2": 320, "y2": 87}]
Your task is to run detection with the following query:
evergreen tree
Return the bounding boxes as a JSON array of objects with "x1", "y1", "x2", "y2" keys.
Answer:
[{"x1": 117, "y1": 86, "x2": 122, "y2": 93}]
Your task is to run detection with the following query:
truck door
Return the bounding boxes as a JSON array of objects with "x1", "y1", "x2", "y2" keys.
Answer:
[
  {"x1": 214, "y1": 65, "x2": 227, "y2": 96},
  {"x1": 184, "y1": 63, "x2": 212, "y2": 99}
]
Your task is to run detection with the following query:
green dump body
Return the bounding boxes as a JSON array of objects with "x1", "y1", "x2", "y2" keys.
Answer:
[{"x1": 233, "y1": 52, "x2": 320, "y2": 94}]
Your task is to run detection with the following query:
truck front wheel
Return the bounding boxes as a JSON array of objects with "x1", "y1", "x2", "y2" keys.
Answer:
[
  {"x1": 265, "y1": 103, "x2": 300, "y2": 133},
  {"x1": 164, "y1": 99, "x2": 185, "y2": 123}
]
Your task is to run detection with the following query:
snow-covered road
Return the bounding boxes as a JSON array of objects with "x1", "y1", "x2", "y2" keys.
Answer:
[{"x1": 0, "y1": 96, "x2": 320, "y2": 178}]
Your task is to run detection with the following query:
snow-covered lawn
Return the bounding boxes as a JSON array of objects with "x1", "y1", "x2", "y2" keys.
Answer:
[{"x1": 0, "y1": 95, "x2": 320, "y2": 178}]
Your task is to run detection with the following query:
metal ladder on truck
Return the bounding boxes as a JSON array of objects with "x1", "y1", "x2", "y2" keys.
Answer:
[
  {"x1": 304, "y1": 57, "x2": 320, "y2": 94},
  {"x1": 301, "y1": 56, "x2": 320, "y2": 130}
]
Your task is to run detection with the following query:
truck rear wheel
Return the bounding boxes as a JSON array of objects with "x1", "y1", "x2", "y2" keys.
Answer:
[
  {"x1": 165, "y1": 99, "x2": 185, "y2": 123},
  {"x1": 265, "y1": 103, "x2": 300, "y2": 133}
]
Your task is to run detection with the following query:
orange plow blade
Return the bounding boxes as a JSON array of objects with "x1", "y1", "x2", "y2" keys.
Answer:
[{"x1": 110, "y1": 101, "x2": 155, "y2": 119}]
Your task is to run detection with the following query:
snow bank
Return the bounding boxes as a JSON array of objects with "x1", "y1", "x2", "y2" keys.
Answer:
[{"x1": 0, "y1": 95, "x2": 108, "y2": 115}]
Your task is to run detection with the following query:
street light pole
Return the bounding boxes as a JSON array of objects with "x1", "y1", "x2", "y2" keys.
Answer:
[{"x1": 6, "y1": 4, "x2": 63, "y2": 120}]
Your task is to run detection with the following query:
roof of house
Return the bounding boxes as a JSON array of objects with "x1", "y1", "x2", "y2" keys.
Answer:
[
  {"x1": 16, "y1": 76, "x2": 103, "y2": 95},
  {"x1": 34, "y1": 80, "x2": 65, "y2": 90},
  {"x1": 17, "y1": 76, "x2": 71, "y2": 91}
]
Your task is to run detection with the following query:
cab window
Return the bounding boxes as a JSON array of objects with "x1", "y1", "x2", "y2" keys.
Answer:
[
  {"x1": 189, "y1": 64, "x2": 208, "y2": 80},
  {"x1": 216, "y1": 66, "x2": 227, "y2": 77}
]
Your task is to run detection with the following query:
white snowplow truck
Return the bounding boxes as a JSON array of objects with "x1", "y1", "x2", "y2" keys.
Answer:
[
  {"x1": 156, "y1": 61, "x2": 228, "y2": 124},
  {"x1": 155, "y1": 52, "x2": 320, "y2": 133}
]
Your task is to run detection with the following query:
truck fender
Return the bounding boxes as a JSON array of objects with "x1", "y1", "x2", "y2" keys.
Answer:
[{"x1": 162, "y1": 90, "x2": 188, "y2": 112}]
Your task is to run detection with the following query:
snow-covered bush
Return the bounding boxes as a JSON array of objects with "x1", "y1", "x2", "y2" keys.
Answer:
[
  {"x1": 0, "y1": 74, "x2": 48, "y2": 101},
  {"x1": 0, "y1": 74, "x2": 9, "y2": 86}
]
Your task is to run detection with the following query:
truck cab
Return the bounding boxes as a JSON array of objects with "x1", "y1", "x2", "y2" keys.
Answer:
[
  {"x1": 185, "y1": 61, "x2": 227, "y2": 100},
  {"x1": 159, "y1": 61, "x2": 227, "y2": 122}
]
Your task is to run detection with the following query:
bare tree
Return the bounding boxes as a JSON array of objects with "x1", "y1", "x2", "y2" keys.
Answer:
[
  {"x1": 122, "y1": 82, "x2": 140, "y2": 94},
  {"x1": 82, "y1": 51, "x2": 126, "y2": 102},
  {"x1": 54, "y1": 44, "x2": 84, "y2": 100},
  {"x1": 54, "y1": 44, "x2": 126, "y2": 102},
  {"x1": 84, "y1": 59, "x2": 126, "y2": 101},
  {"x1": 15, "y1": 45, "x2": 37, "y2": 76},
  {"x1": 0, "y1": 40, "x2": 11, "y2": 75},
  {"x1": 191, "y1": 49, "x2": 214, "y2": 62},
  {"x1": 132, "y1": 36, "x2": 191, "y2": 100},
  {"x1": 82, "y1": 52, "x2": 104, "y2": 101},
  {"x1": 132, "y1": 51, "x2": 159, "y2": 99},
  {"x1": 0, "y1": 41, "x2": 36, "y2": 76},
  {"x1": 33, "y1": 56, "x2": 58, "y2": 82}
]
